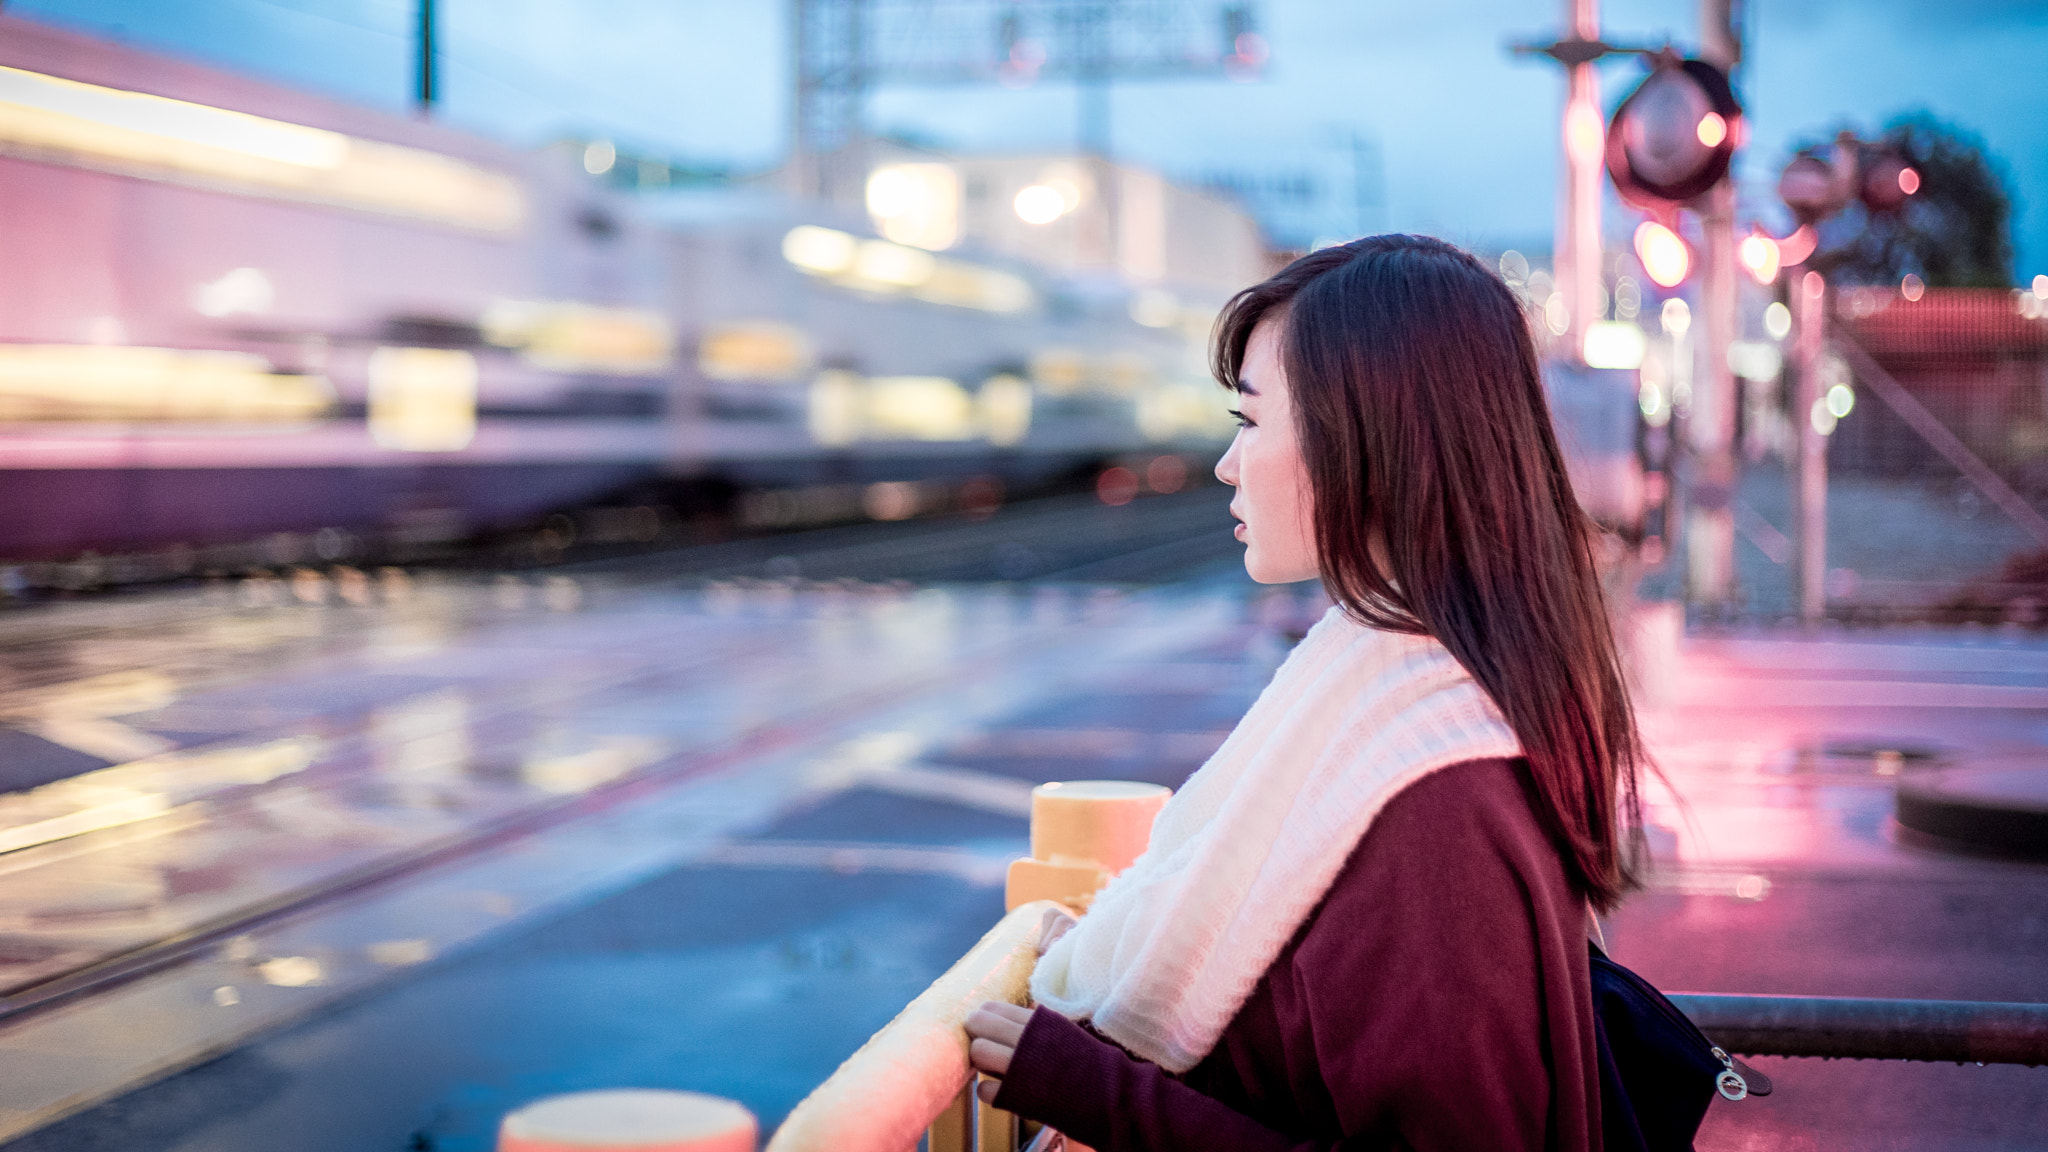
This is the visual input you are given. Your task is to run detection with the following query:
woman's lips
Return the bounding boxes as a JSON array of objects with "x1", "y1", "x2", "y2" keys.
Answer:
[{"x1": 1233, "y1": 522, "x2": 1247, "y2": 540}]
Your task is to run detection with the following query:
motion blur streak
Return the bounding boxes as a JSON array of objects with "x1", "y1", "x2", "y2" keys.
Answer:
[
  {"x1": 0, "y1": 345, "x2": 332, "y2": 423},
  {"x1": 0, "y1": 63, "x2": 523, "y2": 231},
  {"x1": 780, "y1": 225, "x2": 1036, "y2": 313}
]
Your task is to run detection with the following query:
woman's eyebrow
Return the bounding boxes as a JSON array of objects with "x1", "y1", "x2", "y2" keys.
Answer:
[{"x1": 1234, "y1": 377, "x2": 1261, "y2": 396}]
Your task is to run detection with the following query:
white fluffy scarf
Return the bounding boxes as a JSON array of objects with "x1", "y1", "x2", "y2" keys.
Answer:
[{"x1": 1029, "y1": 606, "x2": 1523, "y2": 1073}]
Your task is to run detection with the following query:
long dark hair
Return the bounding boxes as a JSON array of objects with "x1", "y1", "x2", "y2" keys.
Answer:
[{"x1": 1213, "y1": 234, "x2": 1644, "y2": 911}]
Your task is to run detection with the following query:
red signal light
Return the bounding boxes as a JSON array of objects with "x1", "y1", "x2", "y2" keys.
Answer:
[
  {"x1": 1635, "y1": 221, "x2": 1691, "y2": 287},
  {"x1": 1605, "y1": 56, "x2": 1742, "y2": 211},
  {"x1": 1737, "y1": 229, "x2": 1780, "y2": 285}
]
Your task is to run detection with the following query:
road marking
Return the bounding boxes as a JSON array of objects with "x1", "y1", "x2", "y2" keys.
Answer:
[
  {"x1": 858, "y1": 762, "x2": 1036, "y2": 817},
  {"x1": 689, "y1": 839, "x2": 1011, "y2": 885},
  {"x1": 1678, "y1": 678, "x2": 2048, "y2": 709},
  {"x1": 25, "y1": 718, "x2": 174, "y2": 763}
]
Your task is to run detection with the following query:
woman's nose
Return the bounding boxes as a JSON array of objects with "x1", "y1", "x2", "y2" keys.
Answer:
[{"x1": 1215, "y1": 432, "x2": 1243, "y2": 486}]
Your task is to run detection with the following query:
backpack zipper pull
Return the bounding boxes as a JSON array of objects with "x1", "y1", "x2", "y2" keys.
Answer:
[{"x1": 1711, "y1": 1046, "x2": 1749, "y2": 1101}]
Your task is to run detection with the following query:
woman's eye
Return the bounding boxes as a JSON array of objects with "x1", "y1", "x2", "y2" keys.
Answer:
[{"x1": 1228, "y1": 409, "x2": 1254, "y2": 428}]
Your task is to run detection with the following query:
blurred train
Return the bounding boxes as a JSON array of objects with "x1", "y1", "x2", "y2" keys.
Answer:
[{"x1": 0, "y1": 16, "x2": 1233, "y2": 564}]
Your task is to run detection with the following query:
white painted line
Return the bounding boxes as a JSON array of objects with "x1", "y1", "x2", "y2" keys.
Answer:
[
  {"x1": 1678, "y1": 678, "x2": 2048, "y2": 710},
  {"x1": 690, "y1": 840, "x2": 1011, "y2": 886},
  {"x1": 859, "y1": 762, "x2": 1036, "y2": 817}
]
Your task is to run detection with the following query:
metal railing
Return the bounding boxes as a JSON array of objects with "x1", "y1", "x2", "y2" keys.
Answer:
[{"x1": 1675, "y1": 993, "x2": 2048, "y2": 1066}]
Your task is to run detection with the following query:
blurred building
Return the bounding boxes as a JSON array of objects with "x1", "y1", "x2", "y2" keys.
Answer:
[
  {"x1": 1830, "y1": 287, "x2": 2048, "y2": 486},
  {"x1": 852, "y1": 146, "x2": 1271, "y2": 323}
]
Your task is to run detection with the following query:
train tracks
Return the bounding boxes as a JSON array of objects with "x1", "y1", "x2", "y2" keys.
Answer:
[{"x1": 564, "y1": 485, "x2": 1245, "y2": 586}]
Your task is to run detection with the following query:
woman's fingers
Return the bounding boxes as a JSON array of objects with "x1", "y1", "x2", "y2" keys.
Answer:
[
  {"x1": 988, "y1": 1000, "x2": 1034, "y2": 1025},
  {"x1": 975, "y1": 1076, "x2": 1001, "y2": 1105},
  {"x1": 1036, "y1": 909, "x2": 1078, "y2": 954},
  {"x1": 965, "y1": 1002, "x2": 1029, "y2": 1045},
  {"x1": 969, "y1": 1036, "x2": 1013, "y2": 1076},
  {"x1": 965, "y1": 1000, "x2": 1036, "y2": 1078}
]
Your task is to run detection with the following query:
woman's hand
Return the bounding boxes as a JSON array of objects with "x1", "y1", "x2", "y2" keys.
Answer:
[
  {"x1": 967, "y1": 908, "x2": 1077, "y2": 1103},
  {"x1": 1036, "y1": 906, "x2": 1077, "y2": 954},
  {"x1": 966, "y1": 1001, "x2": 1034, "y2": 1102}
]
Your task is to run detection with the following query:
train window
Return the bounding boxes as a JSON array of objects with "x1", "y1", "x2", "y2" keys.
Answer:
[
  {"x1": 781, "y1": 226, "x2": 1036, "y2": 314},
  {"x1": 481, "y1": 302, "x2": 673, "y2": 375},
  {"x1": 699, "y1": 324, "x2": 814, "y2": 383},
  {"x1": 0, "y1": 345, "x2": 331, "y2": 423},
  {"x1": 368, "y1": 348, "x2": 477, "y2": 452}
]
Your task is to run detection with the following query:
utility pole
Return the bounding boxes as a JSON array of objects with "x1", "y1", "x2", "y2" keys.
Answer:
[
  {"x1": 415, "y1": 0, "x2": 438, "y2": 116},
  {"x1": 1068, "y1": 3, "x2": 1121, "y2": 270},
  {"x1": 1791, "y1": 270, "x2": 1828, "y2": 625},
  {"x1": 1685, "y1": 0, "x2": 1741, "y2": 608},
  {"x1": 791, "y1": 0, "x2": 868, "y2": 202},
  {"x1": 1557, "y1": 0, "x2": 1604, "y2": 364},
  {"x1": 1511, "y1": 9, "x2": 1661, "y2": 360},
  {"x1": 1070, "y1": 3, "x2": 1115, "y2": 158}
]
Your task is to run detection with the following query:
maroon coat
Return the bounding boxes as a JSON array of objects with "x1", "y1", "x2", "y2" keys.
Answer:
[{"x1": 992, "y1": 757, "x2": 1600, "y2": 1152}]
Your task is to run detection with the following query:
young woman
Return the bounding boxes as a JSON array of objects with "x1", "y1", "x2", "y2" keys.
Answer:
[{"x1": 963, "y1": 234, "x2": 1643, "y2": 1151}]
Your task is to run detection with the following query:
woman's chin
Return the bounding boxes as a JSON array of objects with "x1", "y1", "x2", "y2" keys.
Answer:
[
  {"x1": 1242, "y1": 555, "x2": 1295, "y2": 585},
  {"x1": 1243, "y1": 547, "x2": 1318, "y2": 586}
]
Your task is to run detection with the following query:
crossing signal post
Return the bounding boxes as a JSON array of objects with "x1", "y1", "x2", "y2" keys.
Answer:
[
  {"x1": 1773, "y1": 133, "x2": 1919, "y2": 625},
  {"x1": 1603, "y1": 42, "x2": 1744, "y2": 608},
  {"x1": 1511, "y1": 1, "x2": 1643, "y2": 367},
  {"x1": 1519, "y1": 3, "x2": 1747, "y2": 610}
]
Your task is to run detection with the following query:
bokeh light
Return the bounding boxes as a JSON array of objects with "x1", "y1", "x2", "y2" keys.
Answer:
[
  {"x1": 1095, "y1": 466, "x2": 1139, "y2": 506},
  {"x1": 1013, "y1": 185, "x2": 1066, "y2": 225},
  {"x1": 1635, "y1": 221, "x2": 1691, "y2": 288}
]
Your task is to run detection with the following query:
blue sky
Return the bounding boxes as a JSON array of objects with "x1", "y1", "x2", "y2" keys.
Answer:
[{"x1": 11, "y1": 0, "x2": 2046, "y2": 275}]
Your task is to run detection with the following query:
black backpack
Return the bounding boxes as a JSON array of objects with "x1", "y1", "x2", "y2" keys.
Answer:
[{"x1": 1590, "y1": 940, "x2": 1772, "y2": 1151}]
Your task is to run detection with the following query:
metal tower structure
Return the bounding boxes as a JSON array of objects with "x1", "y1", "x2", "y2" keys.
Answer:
[{"x1": 791, "y1": 0, "x2": 1264, "y2": 202}]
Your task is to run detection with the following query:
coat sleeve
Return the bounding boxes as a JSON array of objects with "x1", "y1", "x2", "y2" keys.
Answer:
[{"x1": 992, "y1": 1007, "x2": 1344, "y2": 1152}]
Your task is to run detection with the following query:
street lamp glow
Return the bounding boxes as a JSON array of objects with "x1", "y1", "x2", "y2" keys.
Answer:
[
  {"x1": 1639, "y1": 380, "x2": 1671, "y2": 427},
  {"x1": 1764, "y1": 301, "x2": 1793, "y2": 340},
  {"x1": 1660, "y1": 297, "x2": 1692, "y2": 336},
  {"x1": 1825, "y1": 382, "x2": 1855, "y2": 418},
  {"x1": 1583, "y1": 321, "x2": 1647, "y2": 370},
  {"x1": 1014, "y1": 184, "x2": 1065, "y2": 225},
  {"x1": 1810, "y1": 398, "x2": 1838, "y2": 436},
  {"x1": 1738, "y1": 232, "x2": 1781, "y2": 285},
  {"x1": 1635, "y1": 221, "x2": 1691, "y2": 288},
  {"x1": 1695, "y1": 112, "x2": 1728, "y2": 148},
  {"x1": 1897, "y1": 167, "x2": 1921, "y2": 196},
  {"x1": 865, "y1": 163, "x2": 959, "y2": 250}
]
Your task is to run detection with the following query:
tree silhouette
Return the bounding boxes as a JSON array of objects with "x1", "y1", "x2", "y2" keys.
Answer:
[{"x1": 1800, "y1": 112, "x2": 2014, "y2": 289}]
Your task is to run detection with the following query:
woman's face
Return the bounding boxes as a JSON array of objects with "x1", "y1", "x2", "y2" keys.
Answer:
[{"x1": 1216, "y1": 317, "x2": 1321, "y2": 585}]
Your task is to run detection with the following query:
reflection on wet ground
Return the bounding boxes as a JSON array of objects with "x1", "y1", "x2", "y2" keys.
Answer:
[
  {"x1": 0, "y1": 575, "x2": 1262, "y2": 1143},
  {"x1": 0, "y1": 581, "x2": 2042, "y2": 1148}
]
